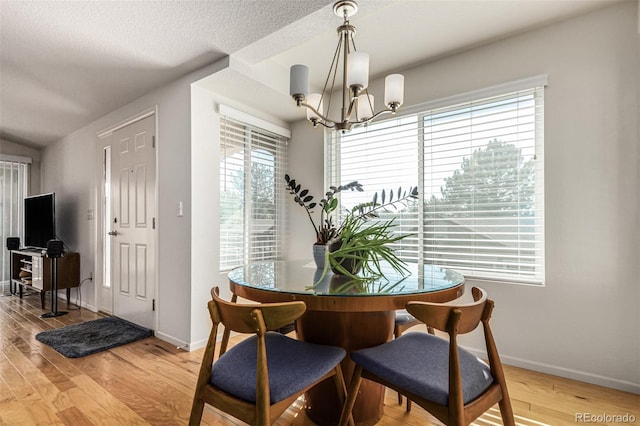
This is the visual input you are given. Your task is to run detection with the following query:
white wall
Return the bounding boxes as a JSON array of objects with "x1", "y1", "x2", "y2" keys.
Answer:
[
  {"x1": 0, "y1": 139, "x2": 41, "y2": 195},
  {"x1": 285, "y1": 120, "x2": 325, "y2": 261},
  {"x1": 288, "y1": 2, "x2": 640, "y2": 392},
  {"x1": 190, "y1": 78, "x2": 292, "y2": 348},
  {"x1": 190, "y1": 84, "x2": 220, "y2": 348},
  {"x1": 40, "y1": 59, "x2": 229, "y2": 345}
]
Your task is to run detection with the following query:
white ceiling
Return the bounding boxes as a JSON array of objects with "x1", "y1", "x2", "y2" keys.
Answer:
[{"x1": 0, "y1": 0, "x2": 617, "y2": 148}]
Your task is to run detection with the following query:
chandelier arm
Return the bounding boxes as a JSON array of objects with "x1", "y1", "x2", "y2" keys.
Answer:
[
  {"x1": 359, "y1": 107, "x2": 395, "y2": 123},
  {"x1": 315, "y1": 120, "x2": 336, "y2": 129},
  {"x1": 349, "y1": 30, "x2": 357, "y2": 52},
  {"x1": 325, "y1": 40, "x2": 342, "y2": 121},
  {"x1": 345, "y1": 94, "x2": 358, "y2": 122},
  {"x1": 365, "y1": 87, "x2": 374, "y2": 115},
  {"x1": 321, "y1": 37, "x2": 343, "y2": 115},
  {"x1": 300, "y1": 101, "x2": 336, "y2": 126}
]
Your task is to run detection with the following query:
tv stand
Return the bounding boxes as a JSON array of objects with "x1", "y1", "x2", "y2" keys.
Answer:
[{"x1": 10, "y1": 249, "x2": 80, "y2": 309}]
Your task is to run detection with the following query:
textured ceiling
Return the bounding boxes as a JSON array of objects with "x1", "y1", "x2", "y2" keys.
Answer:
[
  {"x1": 0, "y1": 0, "x2": 619, "y2": 148},
  {"x1": 0, "y1": 0, "x2": 333, "y2": 147}
]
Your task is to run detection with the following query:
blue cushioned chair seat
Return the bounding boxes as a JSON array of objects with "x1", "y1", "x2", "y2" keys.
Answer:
[
  {"x1": 394, "y1": 309, "x2": 417, "y2": 326},
  {"x1": 211, "y1": 332, "x2": 346, "y2": 404},
  {"x1": 351, "y1": 332, "x2": 494, "y2": 406}
]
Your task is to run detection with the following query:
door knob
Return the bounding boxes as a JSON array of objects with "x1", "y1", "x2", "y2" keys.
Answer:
[{"x1": 108, "y1": 230, "x2": 119, "y2": 236}]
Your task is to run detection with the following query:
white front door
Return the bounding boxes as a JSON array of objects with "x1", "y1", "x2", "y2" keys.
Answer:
[{"x1": 110, "y1": 115, "x2": 156, "y2": 329}]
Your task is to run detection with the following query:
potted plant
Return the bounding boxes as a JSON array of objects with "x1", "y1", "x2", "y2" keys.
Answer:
[
  {"x1": 285, "y1": 175, "x2": 363, "y2": 268},
  {"x1": 285, "y1": 174, "x2": 363, "y2": 245},
  {"x1": 285, "y1": 174, "x2": 418, "y2": 279}
]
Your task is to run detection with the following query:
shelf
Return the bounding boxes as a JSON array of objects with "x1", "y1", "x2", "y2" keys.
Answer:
[{"x1": 11, "y1": 251, "x2": 80, "y2": 308}]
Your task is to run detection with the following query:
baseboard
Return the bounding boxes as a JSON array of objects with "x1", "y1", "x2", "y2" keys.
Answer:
[
  {"x1": 188, "y1": 338, "x2": 208, "y2": 351},
  {"x1": 172, "y1": 328, "x2": 236, "y2": 353},
  {"x1": 179, "y1": 328, "x2": 229, "y2": 352},
  {"x1": 155, "y1": 330, "x2": 193, "y2": 351},
  {"x1": 61, "y1": 293, "x2": 97, "y2": 312},
  {"x1": 466, "y1": 347, "x2": 640, "y2": 394}
]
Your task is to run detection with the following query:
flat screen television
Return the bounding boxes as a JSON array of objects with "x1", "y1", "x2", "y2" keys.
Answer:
[{"x1": 24, "y1": 193, "x2": 56, "y2": 249}]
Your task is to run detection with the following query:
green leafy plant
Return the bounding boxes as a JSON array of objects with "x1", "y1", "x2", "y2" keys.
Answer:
[
  {"x1": 327, "y1": 216, "x2": 407, "y2": 276},
  {"x1": 285, "y1": 174, "x2": 363, "y2": 244},
  {"x1": 327, "y1": 186, "x2": 418, "y2": 279},
  {"x1": 285, "y1": 174, "x2": 418, "y2": 280}
]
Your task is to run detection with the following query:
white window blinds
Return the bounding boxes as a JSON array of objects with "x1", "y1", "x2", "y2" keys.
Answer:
[
  {"x1": 330, "y1": 84, "x2": 545, "y2": 284},
  {"x1": 329, "y1": 116, "x2": 420, "y2": 263},
  {"x1": 219, "y1": 116, "x2": 288, "y2": 271},
  {"x1": 0, "y1": 157, "x2": 29, "y2": 287}
]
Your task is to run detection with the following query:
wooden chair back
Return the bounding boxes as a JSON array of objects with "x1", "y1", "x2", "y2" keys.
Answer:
[
  {"x1": 406, "y1": 286, "x2": 488, "y2": 335},
  {"x1": 211, "y1": 287, "x2": 306, "y2": 336},
  {"x1": 190, "y1": 287, "x2": 351, "y2": 426}
]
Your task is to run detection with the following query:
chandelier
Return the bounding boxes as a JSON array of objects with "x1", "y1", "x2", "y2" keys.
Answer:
[{"x1": 289, "y1": 0, "x2": 404, "y2": 133}]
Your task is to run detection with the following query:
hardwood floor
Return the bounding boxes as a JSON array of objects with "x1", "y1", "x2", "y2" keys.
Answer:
[{"x1": 1, "y1": 291, "x2": 638, "y2": 425}]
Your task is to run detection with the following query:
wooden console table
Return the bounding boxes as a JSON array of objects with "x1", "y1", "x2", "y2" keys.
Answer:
[{"x1": 10, "y1": 249, "x2": 80, "y2": 309}]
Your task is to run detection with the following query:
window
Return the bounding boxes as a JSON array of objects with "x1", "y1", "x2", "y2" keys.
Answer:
[
  {"x1": 219, "y1": 115, "x2": 288, "y2": 271},
  {"x1": 329, "y1": 79, "x2": 545, "y2": 284},
  {"x1": 0, "y1": 156, "x2": 29, "y2": 288}
]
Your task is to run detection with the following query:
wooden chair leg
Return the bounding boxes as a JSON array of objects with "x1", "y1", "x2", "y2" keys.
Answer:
[
  {"x1": 333, "y1": 366, "x2": 354, "y2": 426},
  {"x1": 395, "y1": 325, "x2": 403, "y2": 406},
  {"x1": 188, "y1": 398, "x2": 205, "y2": 426},
  {"x1": 339, "y1": 365, "x2": 363, "y2": 426},
  {"x1": 498, "y1": 395, "x2": 515, "y2": 426}
]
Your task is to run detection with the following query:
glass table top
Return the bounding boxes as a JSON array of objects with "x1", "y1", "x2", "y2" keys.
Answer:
[{"x1": 228, "y1": 260, "x2": 464, "y2": 297}]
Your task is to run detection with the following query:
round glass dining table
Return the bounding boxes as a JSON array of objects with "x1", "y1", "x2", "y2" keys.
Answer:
[{"x1": 228, "y1": 260, "x2": 465, "y2": 425}]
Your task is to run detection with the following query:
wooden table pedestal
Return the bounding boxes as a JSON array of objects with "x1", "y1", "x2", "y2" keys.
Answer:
[{"x1": 297, "y1": 310, "x2": 395, "y2": 426}]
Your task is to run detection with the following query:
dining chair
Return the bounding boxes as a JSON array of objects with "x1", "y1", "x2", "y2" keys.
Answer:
[
  {"x1": 340, "y1": 287, "x2": 514, "y2": 426},
  {"x1": 189, "y1": 287, "x2": 352, "y2": 426}
]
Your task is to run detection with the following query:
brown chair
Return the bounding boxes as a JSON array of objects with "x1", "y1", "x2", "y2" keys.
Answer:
[
  {"x1": 189, "y1": 287, "x2": 351, "y2": 426},
  {"x1": 340, "y1": 287, "x2": 514, "y2": 426}
]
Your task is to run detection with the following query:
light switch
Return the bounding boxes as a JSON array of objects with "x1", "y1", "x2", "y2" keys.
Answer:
[
  {"x1": 177, "y1": 201, "x2": 184, "y2": 217},
  {"x1": 88, "y1": 209, "x2": 94, "y2": 220}
]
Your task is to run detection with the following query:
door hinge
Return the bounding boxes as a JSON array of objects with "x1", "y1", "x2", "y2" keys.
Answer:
[
  {"x1": 152, "y1": 136, "x2": 155, "y2": 148},
  {"x1": 152, "y1": 217, "x2": 156, "y2": 229},
  {"x1": 152, "y1": 299, "x2": 155, "y2": 311}
]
